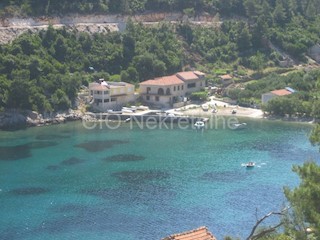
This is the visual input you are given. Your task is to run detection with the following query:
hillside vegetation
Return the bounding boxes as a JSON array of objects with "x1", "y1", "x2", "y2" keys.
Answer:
[
  {"x1": 1, "y1": 0, "x2": 320, "y2": 17},
  {"x1": 0, "y1": 0, "x2": 319, "y2": 114}
]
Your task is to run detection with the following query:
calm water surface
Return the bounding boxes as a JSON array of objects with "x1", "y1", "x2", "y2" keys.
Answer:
[{"x1": 0, "y1": 119, "x2": 319, "y2": 240}]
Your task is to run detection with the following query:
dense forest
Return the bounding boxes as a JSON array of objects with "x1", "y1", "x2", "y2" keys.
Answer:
[
  {"x1": 0, "y1": 17, "x2": 296, "y2": 113},
  {"x1": 1, "y1": 0, "x2": 320, "y2": 17},
  {"x1": 0, "y1": 22, "x2": 183, "y2": 112},
  {"x1": 0, "y1": 0, "x2": 319, "y2": 114}
]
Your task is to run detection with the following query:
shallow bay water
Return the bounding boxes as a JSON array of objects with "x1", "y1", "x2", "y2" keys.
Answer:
[{"x1": 0, "y1": 119, "x2": 319, "y2": 240}]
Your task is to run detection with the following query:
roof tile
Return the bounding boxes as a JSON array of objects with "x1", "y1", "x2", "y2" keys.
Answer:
[
  {"x1": 162, "y1": 226, "x2": 216, "y2": 240},
  {"x1": 140, "y1": 75, "x2": 184, "y2": 86},
  {"x1": 177, "y1": 71, "x2": 200, "y2": 81},
  {"x1": 271, "y1": 89, "x2": 292, "y2": 96}
]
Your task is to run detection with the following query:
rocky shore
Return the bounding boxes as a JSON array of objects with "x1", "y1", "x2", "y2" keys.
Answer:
[{"x1": 0, "y1": 109, "x2": 83, "y2": 130}]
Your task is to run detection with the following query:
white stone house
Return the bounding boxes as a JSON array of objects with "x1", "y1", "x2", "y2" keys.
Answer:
[
  {"x1": 139, "y1": 71, "x2": 206, "y2": 108},
  {"x1": 89, "y1": 80, "x2": 136, "y2": 111}
]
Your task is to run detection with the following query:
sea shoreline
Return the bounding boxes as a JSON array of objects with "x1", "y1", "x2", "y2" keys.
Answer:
[{"x1": 0, "y1": 102, "x2": 315, "y2": 131}]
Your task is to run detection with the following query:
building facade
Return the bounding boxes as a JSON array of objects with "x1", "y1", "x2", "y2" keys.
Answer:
[
  {"x1": 139, "y1": 71, "x2": 206, "y2": 108},
  {"x1": 261, "y1": 88, "x2": 293, "y2": 104},
  {"x1": 89, "y1": 80, "x2": 136, "y2": 111}
]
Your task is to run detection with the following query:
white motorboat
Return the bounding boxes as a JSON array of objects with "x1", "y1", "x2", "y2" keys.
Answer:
[
  {"x1": 194, "y1": 121, "x2": 205, "y2": 129},
  {"x1": 245, "y1": 162, "x2": 255, "y2": 168},
  {"x1": 231, "y1": 123, "x2": 247, "y2": 130}
]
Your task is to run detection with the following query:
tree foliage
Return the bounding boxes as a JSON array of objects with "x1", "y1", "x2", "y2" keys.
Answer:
[{"x1": 284, "y1": 162, "x2": 320, "y2": 239}]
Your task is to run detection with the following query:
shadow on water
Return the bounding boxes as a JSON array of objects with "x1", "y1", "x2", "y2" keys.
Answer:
[
  {"x1": 0, "y1": 141, "x2": 57, "y2": 161},
  {"x1": 74, "y1": 140, "x2": 129, "y2": 152},
  {"x1": 46, "y1": 157, "x2": 85, "y2": 170},
  {"x1": 46, "y1": 165, "x2": 61, "y2": 170},
  {"x1": 35, "y1": 134, "x2": 70, "y2": 141},
  {"x1": 111, "y1": 170, "x2": 170, "y2": 184},
  {"x1": 0, "y1": 144, "x2": 31, "y2": 161},
  {"x1": 60, "y1": 157, "x2": 85, "y2": 166},
  {"x1": 27, "y1": 141, "x2": 58, "y2": 149},
  {"x1": 103, "y1": 154, "x2": 146, "y2": 162},
  {"x1": 9, "y1": 187, "x2": 49, "y2": 195}
]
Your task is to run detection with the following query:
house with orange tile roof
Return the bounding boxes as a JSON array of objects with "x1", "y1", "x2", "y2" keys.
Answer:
[
  {"x1": 261, "y1": 88, "x2": 295, "y2": 104},
  {"x1": 139, "y1": 71, "x2": 205, "y2": 108},
  {"x1": 162, "y1": 226, "x2": 217, "y2": 240},
  {"x1": 89, "y1": 79, "x2": 136, "y2": 111},
  {"x1": 219, "y1": 74, "x2": 233, "y2": 86}
]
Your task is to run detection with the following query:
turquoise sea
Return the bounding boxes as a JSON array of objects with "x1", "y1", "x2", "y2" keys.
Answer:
[{"x1": 1, "y1": 119, "x2": 320, "y2": 240}]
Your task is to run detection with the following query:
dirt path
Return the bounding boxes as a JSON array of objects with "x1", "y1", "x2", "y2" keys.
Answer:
[{"x1": 0, "y1": 13, "x2": 222, "y2": 44}]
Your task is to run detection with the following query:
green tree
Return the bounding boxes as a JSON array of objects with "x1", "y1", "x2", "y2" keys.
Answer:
[
  {"x1": 127, "y1": 67, "x2": 139, "y2": 82},
  {"x1": 249, "y1": 52, "x2": 265, "y2": 72},
  {"x1": 7, "y1": 77, "x2": 31, "y2": 109},
  {"x1": 237, "y1": 22, "x2": 252, "y2": 51},
  {"x1": 0, "y1": 76, "x2": 9, "y2": 110},
  {"x1": 50, "y1": 89, "x2": 71, "y2": 111},
  {"x1": 53, "y1": 36, "x2": 67, "y2": 62},
  {"x1": 132, "y1": 54, "x2": 155, "y2": 81},
  {"x1": 120, "y1": 70, "x2": 130, "y2": 82},
  {"x1": 284, "y1": 162, "x2": 320, "y2": 238}
]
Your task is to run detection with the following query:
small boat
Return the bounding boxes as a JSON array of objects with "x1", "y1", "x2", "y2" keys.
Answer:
[
  {"x1": 201, "y1": 104, "x2": 209, "y2": 111},
  {"x1": 136, "y1": 105, "x2": 149, "y2": 111},
  {"x1": 122, "y1": 107, "x2": 136, "y2": 113},
  {"x1": 245, "y1": 162, "x2": 255, "y2": 168},
  {"x1": 122, "y1": 109, "x2": 133, "y2": 113},
  {"x1": 194, "y1": 121, "x2": 205, "y2": 129},
  {"x1": 231, "y1": 123, "x2": 247, "y2": 130}
]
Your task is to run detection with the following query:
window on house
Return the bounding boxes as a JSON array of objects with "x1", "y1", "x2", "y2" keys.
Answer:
[
  {"x1": 158, "y1": 88, "x2": 164, "y2": 95},
  {"x1": 104, "y1": 91, "x2": 109, "y2": 94},
  {"x1": 182, "y1": 85, "x2": 184, "y2": 90},
  {"x1": 111, "y1": 98, "x2": 117, "y2": 102},
  {"x1": 174, "y1": 86, "x2": 176, "y2": 91},
  {"x1": 155, "y1": 96, "x2": 159, "y2": 102},
  {"x1": 178, "y1": 86, "x2": 180, "y2": 91},
  {"x1": 146, "y1": 96, "x2": 150, "y2": 101},
  {"x1": 187, "y1": 83, "x2": 196, "y2": 88},
  {"x1": 104, "y1": 99, "x2": 109, "y2": 103}
]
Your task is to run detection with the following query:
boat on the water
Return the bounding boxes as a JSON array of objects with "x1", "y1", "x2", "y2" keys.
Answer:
[
  {"x1": 245, "y1": 162, "x2": 255, "y2": 168},
  {"x1": 194, "y1": 121, "x2": 205, "y2": 129},
  {"x1": 231, "y1": 123, "x2": 247, "y2": 130}
]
